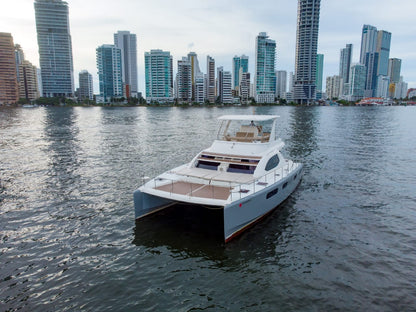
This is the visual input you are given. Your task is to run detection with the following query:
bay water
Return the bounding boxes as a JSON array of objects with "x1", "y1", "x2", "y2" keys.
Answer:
[{"x1": 1, "y1": 106, "x2": 415, "y2": 311}]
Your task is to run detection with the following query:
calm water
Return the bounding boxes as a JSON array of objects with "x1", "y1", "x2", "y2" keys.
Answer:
[{"x1": 1, "y1": 106, "x2": 416, "y2": 311}]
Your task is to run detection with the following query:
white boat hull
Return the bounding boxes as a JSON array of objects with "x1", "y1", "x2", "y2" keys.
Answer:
[
  {"x1": 134, "y1": 164, "x2": 303, "y2": 243},
  {"x1": 223, "y1": 164, "x2": 303, "y2": 242}
]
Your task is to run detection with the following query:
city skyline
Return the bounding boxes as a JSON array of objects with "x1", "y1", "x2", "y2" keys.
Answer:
[{"x1": 1, "y1": 0, "x2": 415, "y2": 96}]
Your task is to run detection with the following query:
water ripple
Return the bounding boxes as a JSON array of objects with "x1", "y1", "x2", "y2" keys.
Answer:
[{"x1": 1, "y1": 106, "x2": 416, "y2": 311}]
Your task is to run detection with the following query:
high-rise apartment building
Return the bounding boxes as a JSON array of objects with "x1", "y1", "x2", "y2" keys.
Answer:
[
  {"x1": 360, "y1": 25, "x2": 392, "y2": 97},
  {"x1": 114, "y1": 31, "x2": 138, "y2": 98},
  {"x1": 187, "y1": 52, "x2": 201, "y2": 84},
  {"x1": 275, "y1": 70, "x2": 287, "y2": 99},
  {"x1": 239, "y1": 71, "x2": 251, "y2": 104},
  {"x1": 348, "y1": 64, "x2": 366, "y2": 102},
  {"x1": 19, "y1": 60, "x2": 40, "y2": 101},
  {"x1": 339, "y1": 44, "x2": 353, "y2": 96},
  {"x1": 176, "y1": 57, "x2": 192, "y2": 103},
  {"x1": 326, "y1": 75, "x2": 341, "y2": 100},
  {"x1": 293, "y1": 0, "x2": 321, "y2": 104},
  {"x1": 217, "y1": 67, "x2": 232, "y2": 104},
  {"x1": 78, "y1": 70, "x2": 93, "y2": 101},
  {"x1": 375, "y1": 75, "x2": 390, "y2": 98},
  {"x1": 15, "y1": 44, "x2": 25, "y2": 84},
  {"x1": 96, "y1": 44, "x2": 123, "y2": 103},
  {"x1": 394, "y1": 77, "x2": 408, "y2": 99},
  {"x1": 316, "y1": 54, "x2": 324, "y2": 92},
  {"x1": 0, "y1": 33, "x2": 19, "y2": 105},
  {"x1": 144, "y1": 49, "x2": 173, "y2": 103},
  {"x1": 206, "y1": 56, "x2": 216, "y2": 103},
  {"x1": 187, "y1": 52, "x2": 201, "y2": 100},
  {"x1": 360, "y1": 25, "x2": 378, "y2": 65},
  {"x1": 34, "y1": 0, "x2": 74, "y2": 97},
  {"x1": 255, "y1": 32, "x2": 276, "y2": 103},
  {"x1": 388, "y1": 58, "x2": 401, "y2": 84},
  {"x1": 376, "y1": 30, "x2": 391, "y2": 77},
  {"x1": 364, "y1": 52, "x2": 379, "y2": 97},
  {"x1": 195, "y1": 73, "x2": 206, "y2": 104},
  {"x1": 232, "y1": 55, "x2": 249, "y2": 90}
]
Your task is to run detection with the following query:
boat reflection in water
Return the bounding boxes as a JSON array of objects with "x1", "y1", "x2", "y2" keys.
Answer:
[{"x1": 134, "y1": 115, "x2": 303, "y2": 243}]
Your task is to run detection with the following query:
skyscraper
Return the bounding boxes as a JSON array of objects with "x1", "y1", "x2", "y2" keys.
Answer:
[
  {"x1": 275, "y1": 70, "x2": 287, "y2": 99},
  {"x1": 34, "y1": 0, "x2": 74, "y2": 97},
  {"x1": 364, "y1": 52, "x2": 379, "y2": 97},
  {"x1": 376, "y1": 30, "x2": 391, "y2": 76},
  {"x1": 255, "y1": 32, "x2": 276, "y2": 103},
  {"x1": 217, "y1": 67, "x2": 232, "y2": 104},
  {"x1": 375, "y1": 75, "x2": 390, "y2": 98},
  {"x1": 0, "y1": 33, "x2": 19, "y2": 104},
  {"x1": 339, "y1": 44, "x2": 353, "y2": 96},
  {"x1": 388, "y1": 58, "x2": 402, "y2": 84},
  {"x1": 348, "y1": 64, "x2": 366, "y2": 102},
  {"x1": 293, "y1": 0, "x2": 321, "y2": 104},
  {"x1": 187, "y1": 52, "x2": 201, "y2": 100},
  {"x1": 232, "y1": 55, "x2": 249, "y2": 90},
  {"x1": 206, "y1": 56, "x2": 215, "y2": 103},
  {"x1": 326, "y1": 75, "x2": 341, "y2": 100},
  {"x1": 176, "y1": 57, "x2": 192, "y2": 103},
  {"x1": 19, "y1": 60, "x2": 40, "y2": 102},
  {"x1": 114, "y1": 31, "x2": 138, "y2": 97},
  {"x1": 78, "y1": 70, "x2": 93, "y2": 101},
  {"x1": 194, "y1": 73, "x2": 205, "y2": 104},
  {"x1": 144, "y1": 50, "x2": 173, "y2": 103},
  {"x1": 315, "y1": 54, "x2": 324, "y2": 92},
  {"x1": 239, "y1": 71, "x2": 251, "y2": 104},
  {"x1": 96, "y1": 44, "x2": 123, "y2": 103},
  {"x1": 360, "y1": 25, "x2": 378, "y2": 65}
]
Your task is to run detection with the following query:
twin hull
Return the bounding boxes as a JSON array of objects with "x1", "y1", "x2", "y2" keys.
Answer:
[{"x1": 134, "y1": 164, "x2": 303, "y2": 243}]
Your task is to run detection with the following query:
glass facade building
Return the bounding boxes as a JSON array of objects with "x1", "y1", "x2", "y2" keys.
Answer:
[
  {"x1": 376, "y1": 30, "x2": 391, "y2": 77},
  {"x1": 144, "y1": 50, "x2": 173, "y2": 102},
  {"x1": 96, "y1": 45, "x2": 123, "y2": 103},
  {"x1": 360, "y1": 25, "x2": 378, "y2": 65},
  {"x1": 34, "y1": 0, "x2": 74, "y2": 97},
  {"x1": 255, "y1": 32, "x2": 276, "y2": 103},
  {"x1": 315, "y1": 54, "x2": 324, "y2": 92},
  {"x1": 232, "y1": 55, "x2": 249, "y2": 89}
]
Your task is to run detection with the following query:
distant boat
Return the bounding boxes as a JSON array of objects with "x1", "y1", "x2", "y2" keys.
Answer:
[
  {"x1": 22, "y1": 104, "x2": 37, "y2": 108},
  {"x1": 134, "y1": 115, "x2": 303, "y2": 243}
]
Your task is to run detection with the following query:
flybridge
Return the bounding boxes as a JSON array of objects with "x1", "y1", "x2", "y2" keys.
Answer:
[{"x1": 216, "y1": 115, "x2": 280, "y2": 143}]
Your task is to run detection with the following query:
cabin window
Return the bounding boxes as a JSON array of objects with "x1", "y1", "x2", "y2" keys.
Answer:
[
  {"x1": 266, "y1": 188, "x2": 279, "y2": 199},
  {"x1": 282, "y1": 182, "x2": 288, "y2": 189},
  {"x1": 201, "y1": 154, "x2": 216, "y2": 160},
  {"x1": 294, "y1": 174, "x2": 297, "y2": 180},
  {"x1": 227, "y1": 164, "x2": 256, "y2": 174},
  {"x1": 265, "y1": 155, "x2": 280, "y2": 171},
  {"x1": 196, "y1": 160, "x2": 220, "y2": 170}
]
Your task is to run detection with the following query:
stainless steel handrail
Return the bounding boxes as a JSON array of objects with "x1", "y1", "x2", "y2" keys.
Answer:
[{"x1": 147, "y1": 162, "x2": 299, "y2": 201}]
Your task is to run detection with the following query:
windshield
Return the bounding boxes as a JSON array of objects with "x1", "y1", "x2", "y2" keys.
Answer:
[{"x1": 217, "y1": 119, "x2": 275, "y2": 143}]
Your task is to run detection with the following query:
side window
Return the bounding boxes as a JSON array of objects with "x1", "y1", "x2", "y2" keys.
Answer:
[{"x1": 265, "y1": 154, "x2": 279, "y2": 171}]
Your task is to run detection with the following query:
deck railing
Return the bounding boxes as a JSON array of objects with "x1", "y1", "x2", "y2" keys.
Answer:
[{"x1": 145, "y1": 161, "x2": 299, "y2": 202}]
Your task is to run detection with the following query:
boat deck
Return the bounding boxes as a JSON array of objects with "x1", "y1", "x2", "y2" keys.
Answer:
[
  {"x1": 155, "y1": 181, "x2": 231, "y2": 200},
  {"x1": 173, "y1": 167, "x2": 254, "y2": 184}
]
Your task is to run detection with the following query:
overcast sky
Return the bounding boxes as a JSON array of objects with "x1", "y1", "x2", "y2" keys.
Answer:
[{"x1": 1, "y1": 0, "x2": 415, "y2": 94}]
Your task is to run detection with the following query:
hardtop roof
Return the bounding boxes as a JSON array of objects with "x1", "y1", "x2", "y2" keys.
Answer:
[{"x1": 218, "y1": 115, "x2": 279, "y2": 122}]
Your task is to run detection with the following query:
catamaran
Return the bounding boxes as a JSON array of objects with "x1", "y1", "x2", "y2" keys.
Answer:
[{"x1": 134, "y1": 115, "x2": 303, "y2": 242}]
